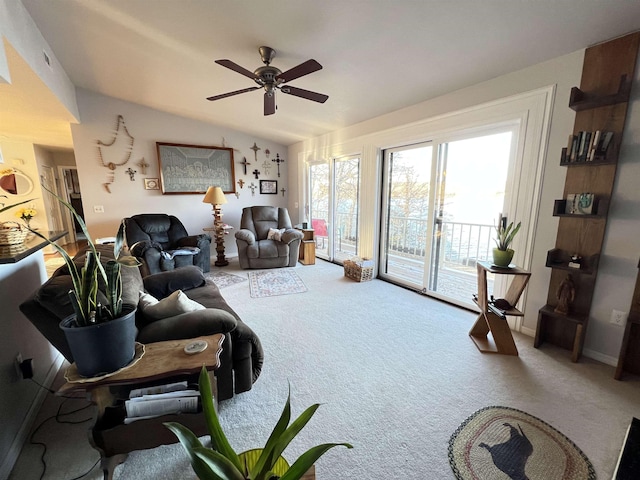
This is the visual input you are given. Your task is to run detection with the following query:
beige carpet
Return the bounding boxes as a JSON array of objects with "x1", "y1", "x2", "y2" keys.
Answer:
[{"x1": 9, "y1": 258, "x2": 640, "y2": 479}]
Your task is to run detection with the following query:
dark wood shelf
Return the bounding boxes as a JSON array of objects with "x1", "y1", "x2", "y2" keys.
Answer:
[
  {"x1": 553, "y1": 198, "x2": 609, "y2": 218},
  {"x1": 538, "y1": 304, "x2": 588, "y2": 325},
  {"x1": 569, "y1": 74, "x2": 631, "y2": 111},
  {"x1": 545, "y1": 249, "x2": 599, "y2": 274}
]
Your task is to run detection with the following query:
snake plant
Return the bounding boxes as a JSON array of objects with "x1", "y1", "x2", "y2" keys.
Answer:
[
  {"x1": 165, "y1": 367, "x2": 353, "y2": 480},
  {"x1": 493, "y1": 219, "x2": 521, "y2": 251},
  {"x1": 28, "y1": 184, "x2": 139, "y2": 326}
]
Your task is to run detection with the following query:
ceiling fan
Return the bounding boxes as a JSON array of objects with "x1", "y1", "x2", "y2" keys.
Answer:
[{"x1": 207, "y1": 46, "x2": 328, "y2": 115}]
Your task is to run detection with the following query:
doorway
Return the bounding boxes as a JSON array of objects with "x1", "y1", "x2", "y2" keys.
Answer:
[{"x1": 57, "y1": 166, "x2": 85, "y2": 244}]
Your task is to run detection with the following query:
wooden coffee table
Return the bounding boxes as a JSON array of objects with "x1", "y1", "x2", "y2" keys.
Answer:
[{"x1": 58, "y1": 334, "x2": 224, "y2": 480}]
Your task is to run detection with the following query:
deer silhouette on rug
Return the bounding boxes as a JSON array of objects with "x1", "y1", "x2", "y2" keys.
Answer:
[{"x1": 479, "y1": 423, "x2": 533, "y2": 480}]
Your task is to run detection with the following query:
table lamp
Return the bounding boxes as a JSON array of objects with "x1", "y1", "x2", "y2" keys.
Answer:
[{"x1": 203, "y1": 186, "x2": 229, "y2": 266}]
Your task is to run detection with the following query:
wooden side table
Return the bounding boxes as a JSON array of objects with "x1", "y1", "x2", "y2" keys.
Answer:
[
  {"x1": 58, "y1": 334, "x2": 224, "y2": 480},
  {"x1": 470, "y1": 261, "x2": 531, "y2": 356},
  {"x1": 296, "y1": 228, "x2": 316, "y2": 265}
]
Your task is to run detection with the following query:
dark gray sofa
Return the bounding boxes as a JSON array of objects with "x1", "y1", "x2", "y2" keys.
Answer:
[{"x1": 19, "y1": 245, "x2": 262, "y2": 400}]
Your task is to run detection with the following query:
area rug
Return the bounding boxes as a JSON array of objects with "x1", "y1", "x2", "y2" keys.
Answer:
[
  {"x1": 204, "y1": 270, "x2": 247, "y2": 289},
  {"x1": 248, "y1": 269, "x2": 307, "y2": 298},
  {"x1": 448, "y1": 406, "x2": 596, "y2": 480},
  {"x1": 45, "y1": 256, "x2": 66, "y2": 278}
]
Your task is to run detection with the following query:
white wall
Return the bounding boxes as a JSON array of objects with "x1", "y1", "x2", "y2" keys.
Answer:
[
  {"x1": 288, "y1": 47, "x2": 639, "y2": 363},
  {"x1": 71, "y1": 89, "x2": 289, "y2": 257}
]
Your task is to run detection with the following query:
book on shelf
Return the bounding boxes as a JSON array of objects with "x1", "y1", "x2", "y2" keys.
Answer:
[{"x1": 566, "y1": 130, "x2": 613, "y2": 162}]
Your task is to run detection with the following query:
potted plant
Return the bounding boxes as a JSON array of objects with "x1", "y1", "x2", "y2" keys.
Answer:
[
  {"x1": 29, "y1": 185, "x2": 140, "y2": 377},
  {"x1": 492, "y1": 214, "x2": 521, "y2": 267},
  {"x1": 165, "y1": 367, "x2": 353, "y2": 480}
]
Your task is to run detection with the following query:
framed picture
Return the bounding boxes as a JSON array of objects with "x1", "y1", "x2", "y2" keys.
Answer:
[
  {"x1": 156, "y1": 142, "x2": 235, "y2": 194},
  {"x1": 260, "y1": 180, "x2": 278, "y2": 194},
  {"x1": 144, "y1": 178, "x2": 160, "y2": 190}
]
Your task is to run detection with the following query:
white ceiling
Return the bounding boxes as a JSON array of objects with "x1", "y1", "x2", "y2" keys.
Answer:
[{"x1": 8, "y1": 0, "x2": 640, "y2": 148}]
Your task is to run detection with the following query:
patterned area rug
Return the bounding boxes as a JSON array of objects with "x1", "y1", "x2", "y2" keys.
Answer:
[
  {"x1": 248, "y1": 269, "x2": 307, "y2": 298},
  {"x1": 449, "y1": 406, "x2": 596, "y2": 480},
  {"x1": 204, "y1": 270, "x2": 247, "y2": 289}
]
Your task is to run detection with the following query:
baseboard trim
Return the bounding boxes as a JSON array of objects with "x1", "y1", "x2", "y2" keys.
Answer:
[
  {"x1": 0, "y1": 353, "x2": 64, "y2": 479},
  {"x1": 583, "y1": 347, "x2": 618, "y2": 367},
  {"x1": 520, "y1": 326, "x2": 536, "y2": 337}
]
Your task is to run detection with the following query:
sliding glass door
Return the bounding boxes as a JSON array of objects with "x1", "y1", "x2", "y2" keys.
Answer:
[
  {"x1": 380, "y1": 128, "x2": 515, "y2": 307},
  {"x1": 308, "y1": 156, "x2": 360, "y2": 263}
]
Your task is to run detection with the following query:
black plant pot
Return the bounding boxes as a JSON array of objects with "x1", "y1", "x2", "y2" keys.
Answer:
[{"x1": 59, "y1": 305, "x2": 138, "y2": 378}]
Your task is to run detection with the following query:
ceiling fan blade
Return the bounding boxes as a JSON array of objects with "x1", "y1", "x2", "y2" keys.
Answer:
[
  {"x1": 276, "y1": 59, "x2": 322, "y2": 83},
  {"x1": 280, "y1": 85, "x2": 328, "y2": 103},
  {"x1": 264, "y1": 91, "x2": 276, "y2": 115},
  {"x1": 215, "y1": 59, "x2": 258, "y2": 80},
  {"x1": 207, "y1": 86, "x2": 260, "y2": 101}
]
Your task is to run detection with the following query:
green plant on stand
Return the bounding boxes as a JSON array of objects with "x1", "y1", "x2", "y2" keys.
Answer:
[
  {"x1": 165, "y1": 367, "x2": 353, "y2": 480},
  {"x1": 492, "y1": 214, "x2": 521, "y2": 267}
]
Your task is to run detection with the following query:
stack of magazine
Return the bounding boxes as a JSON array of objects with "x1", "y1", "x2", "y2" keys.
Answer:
[{"x1": 123, "y1": 380, "x2": 200, "y2": 424}]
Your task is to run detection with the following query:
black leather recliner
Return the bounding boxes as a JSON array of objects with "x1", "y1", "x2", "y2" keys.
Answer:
[{"x1": 123, "y1": 214, "x2": 211, "y2": 275}]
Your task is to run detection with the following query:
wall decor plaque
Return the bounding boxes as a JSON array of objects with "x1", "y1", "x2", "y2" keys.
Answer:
[{"x1": 156, "y1": 142, "x2": 235, "y2": 194}]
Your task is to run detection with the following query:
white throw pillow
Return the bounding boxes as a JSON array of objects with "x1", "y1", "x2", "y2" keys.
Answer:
[
  {"x1": 139, "y1": 290, "x2": 205, "y2": 320},
  {"x1": 267, "y1": 227, "x2": 286, "y2": 241}
]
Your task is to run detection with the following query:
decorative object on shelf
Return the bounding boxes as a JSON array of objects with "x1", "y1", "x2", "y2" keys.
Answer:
[
  {"x1": 272, "y1": 153, "x2": 285, "y2": 177},
  {"x1": 144, "y1": 178, "x2": 160, "y2": 190},
  {"x1": 136, "y1": 158, "x2": 149, "y2": 174},
  {"x1": 30, "y1": 184, "x2": 141, "y2": 377},
  {"x1": 281, "y1": 187, "x2": 286, "y2": 197},
  {"x1": 563, "y1": 130, "x2": 614, "y2": 163},
  {"x1": 554, "y1": 274, "x2": 576, "y2": 315},
  {"x1": 248, "y1": 182, "x2": 257, "y2": 196},
  {"x1": 237, "y1": 179, "x2": 245, "y2": 189},
  {"x1": 250, "y1": 142, "x2": 261, "y2": 161},
  {"x1": 0, "y1": 197, "x2": 36, "y2": 246},
  {"x1": 252, "y1": 168, "x2": 261, "y2": 179},
  {"x1": 239, "y1": 156, "x2": 251, "y2": 175},
  {"x1": 203, "y1": 186, "x2": 229, "y2": 267},
  {"x1": 568, "y1": 254, "x2": 582, "y2": 269},
  {"x1": 260, "y1": 180, "x2": 277, "y2": 195},
  {"x1": 565, "y1": 193, "x2": 595, "y2": 214},
  {"x1": 156, "y1": 142, "x2": 235, "y2": 194},
  {"x1": 262, "y1": 160, "x2": 272, "y2": 175},
  {"x1": 165, "y1": 366, "x2": 352, "y2": 480},
  {"x1": 97, "y1": 115, "x2": 135, "y2": 193},
  {"x1": 125, "y1": 167, "x2": 136, "y2": 181},
  {"x1": 0, "y1": 167, "x2": 34, "y2": 197},
  {"x1": 15, "y1": 206, "x2": 36, "y2": 229},
  {"x1": 492, "y1": 213, "x2": 521, "y2": 267},
  {"x1": 264, "y1": 148, "x2": 270, "y2": 159}
]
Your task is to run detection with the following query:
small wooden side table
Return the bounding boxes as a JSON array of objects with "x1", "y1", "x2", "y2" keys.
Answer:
[
  {"x1": 296, "y1": 228, "x2": 316, "y2": 265},
  {"x1": 470, "y1": 261, "x2": 531, "y2": 356},
  {"x1": 58, "y1": 334, "x2": 224, "y2": 480}
]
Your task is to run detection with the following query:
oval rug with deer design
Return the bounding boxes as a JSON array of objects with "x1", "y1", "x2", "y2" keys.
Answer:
[{"x1": 448, "y1": 406, "x2": 596, "y2": 480}]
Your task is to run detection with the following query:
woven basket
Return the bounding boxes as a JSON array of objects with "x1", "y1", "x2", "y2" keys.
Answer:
[
  {"x1": 0, "y1": 222, "x2": 28, "y2": 246},
  {"x1": 344, "y1": 259, "x2": 374, "y2": 282}
]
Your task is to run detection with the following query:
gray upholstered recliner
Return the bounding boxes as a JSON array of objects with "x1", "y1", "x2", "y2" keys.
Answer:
[
  {"x1": 235, "y1": 206, "x2": 303, "y2": 269},
  {"x1": 123, "y1": 214, "x2": 211, "y2": 276}
]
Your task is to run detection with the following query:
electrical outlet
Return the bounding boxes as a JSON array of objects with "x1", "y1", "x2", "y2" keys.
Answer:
[
  {"x1": 93, "y1": 205, "x2": 105, "y2": 213},
  {"x1": 610, "y1": 309, "x2": 628, "y2": 326}
]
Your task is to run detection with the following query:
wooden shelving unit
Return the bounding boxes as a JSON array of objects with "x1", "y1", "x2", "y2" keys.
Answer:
[{"x1": 535, "y1": 32, "x2": 640, "y2": 362}]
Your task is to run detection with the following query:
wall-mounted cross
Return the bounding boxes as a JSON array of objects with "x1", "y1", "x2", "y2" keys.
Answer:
[
  {"x1": 280, "y1": 187, "x2": 286, "y2": 197},
  {"x1": 237, "y1": 179, "x2": 245, "y2": 189},
  {"x1": 264, "y1": 148, "x2": 271, "y2": 159},
  {"x1": 239, "y1": 157, "x2": 251, "y2": 175},
  {"x1": 125, "y1": 167, "x2": 136, "y2": 181},
  {"x1": 272, "y1": 153, "x2": 285, "y2": 177},
  {"x1": 248, "y1": 182, "x2": 257, "y2": 196},
  {"x1": 250, "y1": 142, "x2": 261, "y2": 161},
  {"x1": 252, "y1": 169, "x2": 261, "y2": 179},
  {"x1": 261, "y1": 160, "x2": 272, "y2": 176}
]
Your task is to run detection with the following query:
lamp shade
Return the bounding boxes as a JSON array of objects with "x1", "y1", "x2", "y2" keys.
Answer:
[{"x1": 203, "y1": 186, "x2": 227, "y2": 205}]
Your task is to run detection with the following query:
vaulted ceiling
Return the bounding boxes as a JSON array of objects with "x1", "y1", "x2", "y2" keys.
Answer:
[{"x1": 7, "y1": 0, "x2": 640, "y2": 148}]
